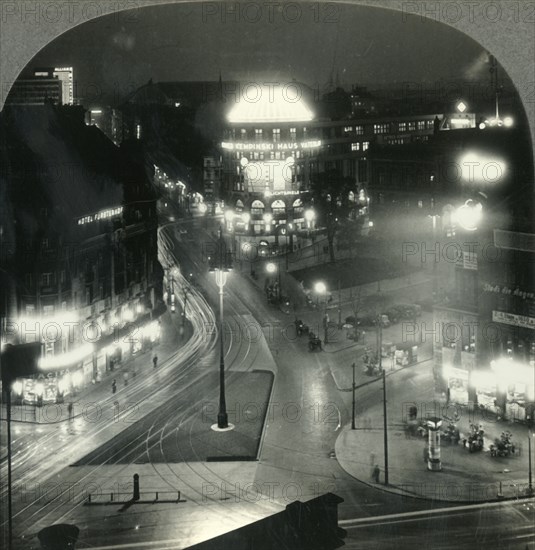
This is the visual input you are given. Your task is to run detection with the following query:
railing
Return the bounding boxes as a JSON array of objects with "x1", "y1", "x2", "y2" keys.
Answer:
[{"x1": 85, "y1": 491, "x2": 182, "y2": 505}]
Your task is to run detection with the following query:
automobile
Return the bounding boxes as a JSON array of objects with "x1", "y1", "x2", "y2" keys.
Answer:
[
  {"x1": 358, "y1": 313, "x2": 390, "y2": 328},
  {"x1": 395, "y1": 303, "x2": 422, "y2": 319},
  {"x1": 178, "y1": 228, "x2": 188, "y2": 235},
  {"x1": 383, "y1": 306, "x2": 404, "y2": 324}
]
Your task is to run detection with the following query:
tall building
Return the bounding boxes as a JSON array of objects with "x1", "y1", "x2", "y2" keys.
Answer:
[
  {"x1": 34, "y1": 67, "x2": 74, "y2": 105},
  {"x1": 5, "y1": 77, "x2": 62, "y2": 106},
  {"x1": 220, "y1": 85, "x2": 322, "y2": 243},
  {"x1": 1, "y1": 104, "x2": 162, "y2": 404}
]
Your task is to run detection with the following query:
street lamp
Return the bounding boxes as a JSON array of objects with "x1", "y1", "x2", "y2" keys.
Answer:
[
  {"x1": 304, "y1": 208, "x2": 315, "y2": 235},
  {"x1": 427, "y1": 212, "x2": 440, "y2": 300},
  {"x1": 528, "y1": 430, "x2": 534, "y2": 496},
  {"x1": 314, "y1": 281, "x2": 328, "y2": 344},
  {"x1": 453, "y1": 199, "x2": 483, "y2": 232},
  {"x1": 209, "y1": 227, "x2": 233, "y2": 431},
  {"x1": 265, "y1": 261, "x2": 282, "y2": 302}
]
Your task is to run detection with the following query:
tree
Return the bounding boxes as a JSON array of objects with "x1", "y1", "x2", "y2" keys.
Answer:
[{"x1": 309, "y1": 169, "x2": 355, "y2": 263}]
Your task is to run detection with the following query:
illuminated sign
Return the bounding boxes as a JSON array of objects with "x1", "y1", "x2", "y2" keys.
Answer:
[
  {"x1": 77, "y1": 206, "x2": 123, "y2": 225},
  {"x1": 492, "y1": 310, "x2": 535, "y2": 330},
  {"x1": 222, "y1": 140, "x2": 321, "y2": 151}
]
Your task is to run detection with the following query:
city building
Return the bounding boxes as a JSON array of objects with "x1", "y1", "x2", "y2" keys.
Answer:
[
  {"x1": 0, "y1": 104, "x2": 162, "y2": 405},
  {"x1": 34, "y1": 67, "x2": 74, "y2": 105},
  {"x1": 5, "y1": 76, "x2": 62, "y2": 106},
  {"x1": 434, "y1": 227, "x2": 535, "y2": 425},
  {"x1": 220, "y1": 85, "x2": 322, "y2": 250}
]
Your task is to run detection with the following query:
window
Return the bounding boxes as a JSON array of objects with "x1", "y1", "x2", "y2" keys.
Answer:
[
  {"x1": 255, "y1": 128, "x2": 262, "y2": 141},
  {"x1": 136, "y1": 124, "x2": 141, "y2": 139},
  {"x1": 251, "y1": 200, "x2": 265, "y2": 215},
  {"x1": 25, "y1": 273, "x2": 33, "y2": 288},
  {"x1": 271, "y1": 200, "x2": 286, "y2": 216},
  {"x1": 427, "y1": 120, "x2": 434, "y2": 129},
  {"x1": 362, "y1": 142, "x2": 369, "y2": 151},
  {"x1": 43, "y1": 305, "x2": 54, "y2": 317},
  {"x1": 290, "y1": 127, "x2": 296, "y2": 140},
  {"x1": 418, "y1": 121, "x2": 426, "y2": 130},
  {"x1": 241, "y1": 128, "x2": 247, "y2": 139},
  {"x1": 344, "y1": 126, "x2": 353, "y2": 133},
  {"x1": 270, "y1": 152, "x2": 275, "y2": 160},
  {"x1": 303, "y1": 127, "x2": 307, "y2": 137},
  {"x1": 398, "y1": 122, "x2": 407, "y2": 132},
  {"x1": 42, "y1": 272, "x2": 52, "y2": 286},
  {"x1": 272, "y1": 128, "x2": 281, "y2": 142},
  {"x1": 253, "y1": 151, "x2": 259, "y2": 160},
  {"x1": 275, "y1": 151, "x2": 281, "y2": 160},
  {"x1": 355, "y1": 125, "x2": 364, "y2": 135},
  {"x1": 408, "y1": 121, "x2": 416, "y2": 131},
  {"x1": 351, "y1": 143, "x2": 360, "y2": 151},
  {"x1": 374, "y1": 123, "x2": 388, "y2": 134}
]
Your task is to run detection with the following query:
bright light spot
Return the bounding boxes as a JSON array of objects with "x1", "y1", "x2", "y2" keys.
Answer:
[
  {"x1": 199, "y1": 203, "x2": 207, "y2": 213},
  {"x1": 72, "y1": 372, "x2": 82, "y2": 386},
  {"x1": 454, "y1": 200, "x2": 482, "y2": 231},
  {"x1": 263, "y1": 213, "x2": 272, "y2": 223},
  {"x1": 12, "y1": 381, "x2": 23, "y2": 394},
  {"x1": 314, "y1": 281, "x2": 327, "y2": 294},
  {"x1": 241, "y1": 212, "x2": 251, "y2": 224},
  {"x1": 456, "y1": 101, "x2": 467, "y2": 113},
  {"x1": 39, "y1": 344, "x2": 94, "y2": 370},
  {"x1": 227, "y1": 85, "x2": 314, "y2": 123},
  {"x1": 240, "y1": 157, "x2": 249, "y2": 167},
  {"x1": 368, "y1": 221, "x2": 374, "y2": 227},
  {"x1": 34, "y1": 383, "x2": 44, "y2": 396},
  {"x1": 503, "y1": 116, "x2": 514, "y2": 127},
  {"x1": 224, "y1": 210, "x2": 234, "y2": 222},
  {"x1": 266, "y1": 262, "x2": 276, "y2": 274},
  {"x1": 304, "y1": 209, "x2": 315, "y2": 222},
  {"x1": 286, "y1": 156, "x2": 295, "y2": 166},
  {"x1": 479, "y1": 122, "x2": 486, "y2": 130}
]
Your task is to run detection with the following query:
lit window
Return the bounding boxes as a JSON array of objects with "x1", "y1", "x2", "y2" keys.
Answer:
[
  {"x1": 255, "y1": 129, "x2": 262, "y2": 141},
  {"x1": 241, "y1": 129, "x2": 247, "y2": 139},
  {"x1": 273, "y1": 128, "x2": 281, "y2": 142},
  {"x1": 373, "y1": 123, "x2": 388, "y2": 134},
  {"x1": 290, "y1": 127, "x2": 296, "y2": 140},
  {"x1": 351, "y1": 143, "x2": 360, "y2": 151},
  {"x1": 363, "y1": 142, "x2": 369, "y2": 151},
  {"x1": 418, "y1": 121, "x2": 426, "y2": 130},
  {"x1": 136, "y1": 124, "x2": 141, "y2": 139},
  {"x1": 408, "y1": 121, "x2": 416, "y2": 131},
  {"x1": 355, "y1": 125, "x2": 364, "y2": 135},
  {"x1": 398, "y1": 122, "x2": 407, "y2": 132},
  {"x1": 344, "y1": 126, "x2": 353, "y2": 133}
]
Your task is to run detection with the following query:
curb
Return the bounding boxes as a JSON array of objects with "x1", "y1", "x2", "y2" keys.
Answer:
[{"x1": 254, "y1": 369, "x2": 276, "y2": 461}]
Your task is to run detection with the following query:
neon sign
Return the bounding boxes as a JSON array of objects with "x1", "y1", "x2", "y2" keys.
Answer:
[{"x1": 77, "y1": 206, "x2": 123, "y2": 225}]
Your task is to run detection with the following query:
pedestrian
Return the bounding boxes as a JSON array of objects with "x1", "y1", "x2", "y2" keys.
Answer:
[
  {"x1": 67, "y1": 402, "x2": 74, "y2": 422},
  {"x1": 112, "y1": 379, "x2": 117, "y2": 394},
  {"x1": 423, "y1": 445, "x2": 429, "y2": 463},
  {"x1": 123, "y1": 371, "x2": 129, "y2": 386},
  {"x1": 372, "y1": 465, "x2": 380, "y2": 483},
  {"x1": 153, "y1": 355, "x2": 158, "y2": 369},
  {"x1": 446, "y1": 387, "x2": 451, "y2": 405}
]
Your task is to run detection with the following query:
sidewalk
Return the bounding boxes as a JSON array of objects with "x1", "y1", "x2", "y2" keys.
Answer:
[
  {"x1": 334, "y1": 360, "x2": 535, "y2": 503},
  {"x1": 0, "y1": 307, "x2": 191, "y2": 425}
]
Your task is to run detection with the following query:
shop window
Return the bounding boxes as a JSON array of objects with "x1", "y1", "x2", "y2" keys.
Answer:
[{"x1": 290, "y1": 127, "x2": 296, "y2": 140}]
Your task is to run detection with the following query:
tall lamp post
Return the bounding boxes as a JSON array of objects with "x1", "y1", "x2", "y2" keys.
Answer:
[
  {"x1": 266, "y1": 260, "x2": 282, "y2": 301},
  {"x1": 528, "y1": 430, "x2": 534, "y2": 496},
  {"x1": 209, "y1": 227, "x2": 233, "y2": 431},
  {"x1": 314, "y1": 281, "x2": 328, "y2": 344}
]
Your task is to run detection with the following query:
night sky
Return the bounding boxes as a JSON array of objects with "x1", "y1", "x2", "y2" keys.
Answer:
[{"x1": 26, "y1": 2, "x2": 505, "y2": 107}]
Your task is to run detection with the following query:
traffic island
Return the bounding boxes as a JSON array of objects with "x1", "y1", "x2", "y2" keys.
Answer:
[{"x1": 335, "y1": 422, "x2": 533, "y2": 503}]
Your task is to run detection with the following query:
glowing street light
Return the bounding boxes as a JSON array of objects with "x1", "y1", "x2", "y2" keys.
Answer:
[
  {"x1": 208, "y1": 227, "x2": 234, "y2": 431},
  {"x1": 453, "y1": 199, "x2": 483, "y2": 232}
]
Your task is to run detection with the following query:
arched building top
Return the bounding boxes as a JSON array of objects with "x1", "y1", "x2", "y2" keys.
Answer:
[{"x1": 227, "y1": 85, "x2": 314, "y2": 124}]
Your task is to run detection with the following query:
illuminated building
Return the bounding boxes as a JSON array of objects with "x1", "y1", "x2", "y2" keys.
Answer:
[
  {"x1": 34, "y1": 67, "x2": 74, "y2": 105},
  {"x1": 221, "y1": 85, "x2": 321, "y2": 245},
  {"x1": 1, "y1": 105, "x2": 162, "y2": 405}
]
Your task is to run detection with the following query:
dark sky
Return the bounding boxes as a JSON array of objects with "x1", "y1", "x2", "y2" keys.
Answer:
[{"x1": 27, "y1": 2, "x2": 504, "y2": 107}]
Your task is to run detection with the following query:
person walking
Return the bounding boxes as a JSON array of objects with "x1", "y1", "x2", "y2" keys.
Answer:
[
  {"x1": 423, "y1": 445, "x2": 429, "y2": 463},
  {"x1": 123, "y1": 371, "x2": 129, "y2": 387},
  {"x1": 153, "y1": 355, "x2": 158, "y2": 369},
  {"x1": 67, "y1": 402, "x2": 74, "y2": 422},
  {"x1": 111, "y1": 379, "x2": 117, "y2": 394},
  {"x1": 372, "y1": 465, "x2": 380, "y2": 483}
]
